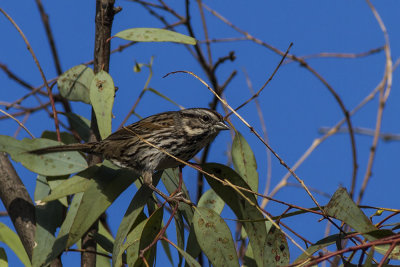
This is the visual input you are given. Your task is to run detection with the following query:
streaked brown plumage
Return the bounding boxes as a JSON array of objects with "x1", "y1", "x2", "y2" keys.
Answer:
[{"x1": 30, "y1": 108, "x2": 229, "y2": 195}]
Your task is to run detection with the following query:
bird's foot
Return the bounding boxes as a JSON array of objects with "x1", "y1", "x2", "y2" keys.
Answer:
[{"x1": 147, "y1": 184, "x2": 193, "y2": 205}]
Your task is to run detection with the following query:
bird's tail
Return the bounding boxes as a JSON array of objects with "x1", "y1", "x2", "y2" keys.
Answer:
[{"x1": 29, "y1": 143, "x2": 96, "y2": 155}]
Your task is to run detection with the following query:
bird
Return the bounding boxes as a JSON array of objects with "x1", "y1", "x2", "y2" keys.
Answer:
[{"x1": 30, "y1": 108, "x2": 229, "y2": 201}]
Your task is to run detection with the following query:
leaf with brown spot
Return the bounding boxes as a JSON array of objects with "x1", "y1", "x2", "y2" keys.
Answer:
[{"x1": 193, "y1": 207, "x2": 239, "y2": 267}]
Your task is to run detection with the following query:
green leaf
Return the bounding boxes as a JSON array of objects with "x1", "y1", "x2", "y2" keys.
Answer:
[
  {"x1": 66, "y1": 165, "x2": 137, "y2": 248},
  {"x1": 32, "y1": 175, "x2": 64, "y2": 267},
  {"x1": 170, "y1": 239, "x2": 201, "y2": 267},
  {"x1": 41, "y1": 131, "x2": 77, "y2": 145},
  {"x1": 114, "y1": 28, "x2": 196, "y2": 45},
  {"x1": 198, "y1": 189, "x2": 224, "y2": 214},
  {"x1": 117, "y1": 213, "x2": 147, "y2": 267},
  {"x1": 294, "y1": 234, "x2": 342, "y2": 264},
  {"x1": 161, "y1": 239, "x2": 174, "y2": 267},
  {"x1": 243, "y1": 244, "x2": 256, "y2": 267},
  {"x1": 231, "y1": 132, "x2": 258, "y2": 192},
  {"x1": 97, "y1": 221, "x2": 115, "y2": 254},
  {"x1": 90, "y1": 70, "x2": 115, "y2": 139},
  {"x1": 264, "y1": 226, "x2": 289, "y2": 266},
  {"x1": 174, "y1": 212, "x2": 184, "y2": 267},
  {"x1": 129, "y1": 207, "x2": 164, "y2": 266},
  {"x1": 41, "y1": 192, "x2": 83, "y2": 266},
  {"x1": 325, "y1": 188, "x2": 378, "y2": 240},
  {"x1": 161, "y1": 168, "x2": 194, "y2": 224},
  {"x1": 61, "y1": 113, "x2": 91, "y2": 142},
  {"x1": 93, "y1": 233, "x2": 114, "y2": 255},
  {"x1": 0, "y1": 248, "x2": 7, "y2": 267},
  {"x1": 41, "y1": 165, "x2": 99, "y2": 203},
  {"x1": 96, "y1": 223, "x2": 113, "y2": 267},
  {"x1": 45, "y1": 175, "x2": 69, "y2": 207},
  {"x1": 365, "y1": 247, "x2": 374, "y2": 267},
  {"x1": 0, "y1": 135, "x2": 88, "y2": 176},
  {"x1": 202, "y1": 163, "x2": 268, "y2": 267},
  {"x1": 112, "y1": 172, "x2": 162, "y2": 266},
  {"x1": 0, "y1": 223, "x2": 31, "y2": 267},
  {"x1": 57, "y1": 64, "x2": 93, "y2": 104},
  {"x1": 185, "y1": 224, "x2": 201, "y2": 267},
  {"x1": 161, "y1": 169, "x2": 192, "y2": 266},
  {"x1": 193, "y1": 207, "x2": 239, "y2": 267},
  {"x1": 325, "y1": 188, "x2": 399, "y2": 260}
]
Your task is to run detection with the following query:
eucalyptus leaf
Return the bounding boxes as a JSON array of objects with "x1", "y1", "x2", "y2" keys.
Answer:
[
  {"x1": 170, "y1": 239, "x2": 201, "y2": 267},
  {"x1": 294, "y1": 234, "x2": 343, "y2": 264},
  {"x1": 0, "y1": 248, "x2": 7, "y2": 267},
  {"x1": 112, "y1": 172, "x2": 162, "y2": 266},
  {"x1": 193, "y1": 207, "x2": 239, "y2": 267},
  {"x1": 58, "y1": 64, "x2": 93, "y2": 104},
  {"x1": 325, "y1": 188, "x2": 399, "y2": 260},
  {"x1": 41, "y1": 165, "x2": 99, "y2": 203},
  {"x1": 41, "y1": 131, "x2": 77, "y2": 145},
  {"x1": 41, "y1": 193, "x2": 83, "y2": 266},
  {"x1": 0, "y1": 223, "x2": 31, "y2": 267},
  {"x1": 161, "y1": 239, "x2": 174, "y2": 267},
  {"x1": 202, "y1": 163, "x2": 268, "y2": 267},
  {"x1": 45, "y1": 175, "x2": 70, "y2": 207},
  {"x1": 198, "y1": 188, "x2": 224, "y2": 214},
  {"x1": 231, "y1": 131, "x2": 258, "y2": 192},
  {"x1": 264, "y1": 226, "x2": 289, "y2": 266},
  {"x1": 185, "y1": 224, "x2": 201, "y2": 267},
  {"x1": 162, "y1": 168, "x2": 194, "y2": 224},
  {"x1": 0, "y1": 135, "x2": 88, "y2": 176},
  {"x1": 116, "y1": 214, "x2": 147, "y2": 267},
  {"x1": 325, "y1": 188, "x2": 378, "y2": 240},
  {"x1": 32, "y1": 175, "x2": 64, "y2": 267},
  {"x1": 115, "y1": 28, "x2": 196, "y2": 45},
  {"x1": 66, "y1": 165, "x2": 137, "y2": 248},
  {"x1": 174, "y1": 212, "x2": 184, "y2": 267},
  {"x1": 61, "y1": 112, "x2": 91, "y2": 142},
  {"x1": 96, "y1": 222, "x2": 114, "y2": 267},
  {"x1": 130, "y1": 207, "x2": 164, "y2": 266},
  {"x1": 90, "y1": 70, "x2": 115, "y2": 139}
]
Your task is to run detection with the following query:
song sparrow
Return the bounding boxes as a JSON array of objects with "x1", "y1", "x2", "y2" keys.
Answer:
[{"x1": 30, "y1": 108, "x2": 229, "y2": 198}]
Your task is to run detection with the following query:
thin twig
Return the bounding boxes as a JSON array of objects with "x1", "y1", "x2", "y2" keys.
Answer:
[
  {"x1": 203, "y1": 4, "x2": 359, "y2": 198},
  {"x1": 139, "y1": 203, "x2": 179, "y2": 261},
  {"x1": 196, "y1": 0, "x2": 212, "y2": 66},
  {"x1": 0, "y1": 63, "x2": 48, "y2": 97},
  {"x1": 0, "y1": 109, "x2": 35, "y2": 138},
  {"x1": 243, "y1": 69, "x2": 273, "y2": 195},
  {"x1": 319, "y1": 126, "x2": 400, "y2": 142},
  {"x1": 0, "y1": 8, "x2": 61, "y2": 141},
  {"x1": 198, "y1": 37, "x2": 248, "y2": 44},
  {"x1": 283, "y1": 46, "x2": 384, "y2": 64},
  {"x1": 378, "y1": 241, "x2": 397, "y2": 267},
  {"x1": 228, "y1": 42, "x2": 292, "y2": 116},
  {"x1": 123, "y1": 123, "x2": 308, "y2": 254},
  {"x1": 165, "y1": 70, "x2": 324, "y2": 215},
  {"x1": 13, "y1": 112, "x2": 31, "y2": 138},
  {"x1": 357, "y1": 0, "x2": 392, "y2": 205},
  {"x1": 118, "y1": 61, "x2": 154, "y2": 129},
  {"x1": 34, "y1": 0, "x2": 62, "y2": 75},
  {"x1": 290, "y1": 234, "x2": 400, "y2": 267},
  {"x1": 375, "y1": 211, "x2": 400, "y2": 228},
  {"x1": 0, "y1": 102, "x2": 52, "y2": 120}
]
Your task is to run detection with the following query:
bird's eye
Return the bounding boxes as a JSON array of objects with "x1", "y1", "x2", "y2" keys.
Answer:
[{"x1": 202, "y1": 115, "x2": 210, "y2": 122}]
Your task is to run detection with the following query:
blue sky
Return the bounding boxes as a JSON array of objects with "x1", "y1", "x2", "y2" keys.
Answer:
[{"x1": 1, "y1": 1, "x2": 400, "y2": 266}]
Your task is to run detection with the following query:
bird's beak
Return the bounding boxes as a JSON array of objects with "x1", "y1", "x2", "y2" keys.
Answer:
[{"x1": 215, "y1": 121, "x2": 230, "y2": 130}]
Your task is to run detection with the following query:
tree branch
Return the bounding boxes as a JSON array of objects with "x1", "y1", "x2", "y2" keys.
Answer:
[
  {"x1": 81, "y1": 1, "x2": 118, "y2": 266},
  {"x1": 0, "y1": 153, "x2": 36, "y2": 261}
]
